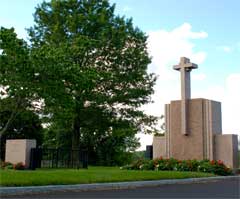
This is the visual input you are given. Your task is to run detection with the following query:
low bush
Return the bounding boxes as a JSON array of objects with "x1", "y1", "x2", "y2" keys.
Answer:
[
  {"x1": 13, "y1": 162, "x2": 25, "y2": 170},
  {"x1": 1, "y1": 162, "x2": 25, "y2": 170},
  {"x1": 122, "y1": 157, "x2": 232, "y2": 176},
  {"x1": 1, "y1": 162, "x2": 13, "y2": 169}
]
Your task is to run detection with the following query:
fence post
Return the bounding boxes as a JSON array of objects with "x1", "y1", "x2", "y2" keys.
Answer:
[
  {"x1": 51, "y1": 149, "x2": 54, "y2": 168},
  {"x1": 37, "y1": 148, "x2": 42, "y2": 168},
  {"x1": 71, "y1": 149, "x2": 74, "y2": 168},
  {"x1": 56, "y1": 148, "x2": 59, "y2": 168},
  {"x1": 29, "y1": 148, "x2": 36, "y2": 170},
  {"x1": 82, "y1": 150, "x2": 88, "y2": 169}
]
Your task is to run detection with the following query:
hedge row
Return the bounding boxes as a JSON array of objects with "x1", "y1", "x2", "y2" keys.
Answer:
[
  {"x1": 121, "y1": 157, "x2": 232, "y2": 176},
  {"x1": 1, "y1": 161, "x2": 25, "y2": 170}
]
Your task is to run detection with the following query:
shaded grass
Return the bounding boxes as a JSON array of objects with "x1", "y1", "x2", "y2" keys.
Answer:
[{"x1": 0, "y1": 166, "x2": 215, "y2": 187}]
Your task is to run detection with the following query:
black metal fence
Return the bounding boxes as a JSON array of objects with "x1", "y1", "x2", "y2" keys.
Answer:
[{"x1": 30, "y1": 148, "x2": 88, "y2": 170}]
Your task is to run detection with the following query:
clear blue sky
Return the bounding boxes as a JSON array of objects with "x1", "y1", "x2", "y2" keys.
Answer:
[{"x1": 1, "y1": 0, "x2": 239, "y2": 148}]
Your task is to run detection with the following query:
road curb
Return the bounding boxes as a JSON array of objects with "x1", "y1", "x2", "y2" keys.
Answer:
[{"x1": 1, "y1": 176, "x2": 239, "y2": 196}]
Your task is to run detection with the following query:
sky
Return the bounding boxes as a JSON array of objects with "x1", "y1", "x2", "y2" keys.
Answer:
[{"x1": 0, "y1": 0, "x2": 240, "y2": 150}]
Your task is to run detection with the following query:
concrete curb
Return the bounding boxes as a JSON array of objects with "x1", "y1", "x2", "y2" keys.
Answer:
[{"x1": 1, "y1": 176, "x2": 239, "y2": 196}]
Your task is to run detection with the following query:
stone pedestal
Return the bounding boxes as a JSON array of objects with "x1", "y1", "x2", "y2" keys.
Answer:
[
  {"x1": 153, "y1": 57, "x2": 238, "y2": 169},
  {"x1": 5, "y1": 139, "x2": 36, "y2": 168},
  {"x1": 153, "y1": 136, "x2": 166, "y2": 158},
  {"x1": 153, "y1": 98, "x2": 239, "y2": 169},
  {"x1": 165, "y1": 98, "x2": 222, "y2": 160},
  {"x1": 214, "y1": 134, "x2": 238, "y2": 169}
]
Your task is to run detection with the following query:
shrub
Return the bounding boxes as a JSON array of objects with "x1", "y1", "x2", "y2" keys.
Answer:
[
  {"x1": 1, "y1": 162, "x2": 13, "y2": 169},
  {"x1": 166, "y1": 158, "x2": 178, "y2": 170},
  {"x1": 237, "y1": 168, "x2": 240, "y2": 175},
  {"x1": 197, "y1": 160, "x2": 214, "y2": 173},
  {"x1": 209, "y1": 160, "x2": 231, "y2": 176},
  {"x1": 13, "y1": 162, "x2": 25, "y2": 170},
  {"x1": 121, "y1": 157, "x2": 232, "y2": 176},
  {"x1": 189, "y1": 159, "x2": 200, "y2": 171},
  {"x1": 0, "y1": 161, "x2": 25, "y2": 170},
  {"x1": 141, "y1": 160, "x2": 155, "y2": 170},
  {"x1": 131, "y1": 159, "x2": 148, "y2": 170},
  {"x1": 175, "y1": 160, "x2": 192, "y2": 171}
]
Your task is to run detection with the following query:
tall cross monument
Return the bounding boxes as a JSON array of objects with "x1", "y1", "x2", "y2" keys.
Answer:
[
  {"x1": 153, "y1": 57, "x2": 238, "y2": 169},
  {"x1": 173, "y1": 57, "x2": 198, "y2": 135}
]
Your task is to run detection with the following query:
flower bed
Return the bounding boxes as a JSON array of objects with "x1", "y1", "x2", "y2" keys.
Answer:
[
  {"x1": 1, "y1": 161, "x2": 25, "y2": 170},
  {"x1": 121, "y1": 157, "x2": 232, "y2": 176}
]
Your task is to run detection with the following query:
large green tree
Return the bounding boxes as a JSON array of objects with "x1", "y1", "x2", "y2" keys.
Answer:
[
  {"x1": 28, "y1": 0, "x2": 157, "y2": 152},
  {"x1": 0, "y1": 27, "x2": 41, "y2": 138},
  {"x1": 0, "y1": 28, "x2": 44, "y2": 160}
]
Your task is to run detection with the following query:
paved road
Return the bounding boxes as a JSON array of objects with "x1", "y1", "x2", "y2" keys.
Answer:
[{"x1": 2, "y1": 178, "x2": 240, "y2": 199}]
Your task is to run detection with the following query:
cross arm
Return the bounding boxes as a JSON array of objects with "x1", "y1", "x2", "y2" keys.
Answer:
[
  {"x1": 173, "y1": 63, "x2": 198, "y2": 71},
  {"x1": 173, "y1": 64, "x2": 181, "y2": 70},
  {"x1": 185, "y1": 63, "x2": 198, "y2": 69}
]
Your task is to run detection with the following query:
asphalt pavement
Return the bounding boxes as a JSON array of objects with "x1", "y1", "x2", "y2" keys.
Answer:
[{"x1": 2, "y1": 177, "x2": 239, "y2": 199}]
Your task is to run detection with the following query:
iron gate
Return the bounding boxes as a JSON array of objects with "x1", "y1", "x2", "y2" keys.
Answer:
[{"x1": 30, "y1": 148, "x2": 88, "y2": 169}]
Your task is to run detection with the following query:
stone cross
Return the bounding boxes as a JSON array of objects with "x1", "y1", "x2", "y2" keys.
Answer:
[{"x1": 173, "y1": 57, "x2": 198, "y2": 135}]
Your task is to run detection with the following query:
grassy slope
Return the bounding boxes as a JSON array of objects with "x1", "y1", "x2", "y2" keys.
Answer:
[{"x1": 0, "y1": 166, "x2": 215, "y2": 187}]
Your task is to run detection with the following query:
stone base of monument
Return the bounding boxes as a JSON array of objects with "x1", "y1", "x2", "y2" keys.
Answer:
[
  {"x1": 152, "y1": 98, "x2": 239, "y2": 170},
  {"x1": 153, "y1": 57, "x2": 238, "y2": 170},
  {"x1": 214, "y1": 134, "x2": 238, "y2": 171},
  {"x1": 5, "y1": 139, "x2": 36, "y2": 168}
]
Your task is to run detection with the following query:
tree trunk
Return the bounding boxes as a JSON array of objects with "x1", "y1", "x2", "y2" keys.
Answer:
[
  {"x1": 71, "y1": 116, "x2": 81, "y2": 166},
  {"x1": 72, "y1": 116, "x2": 80, "y2": 150},
  {"x1": 0, "y1": 110, "x2": 17, "y2": 139},
  {"x1": 0, "y1": 96, "x2": 24, "y2": 139},
  {"x1": 72, "y1": 119, "x2": 80, "y2": 150}
]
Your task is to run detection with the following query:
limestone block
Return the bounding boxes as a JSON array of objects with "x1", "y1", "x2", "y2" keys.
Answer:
[
  {"x1": 5, "y1": 139, "x2": 36, "y2": 168},
  {"x1": 167, "y1": 98, "x2": 222, "y2": 160},
  {"x1": 169, "y1": 99, "x2": 204, "y2": 160},
  {"x1": 209, "y1": 100, "x2": 222, "y2": 135},
  {"x1": 203, "y1": 99, "x2": 222, "y2": 160},
  {"x1": 153, "y1": 136, "x2": 166, "y2": 159},
  {"x1": 214, "y1": 134, "x2": 238, "y2": 169}
]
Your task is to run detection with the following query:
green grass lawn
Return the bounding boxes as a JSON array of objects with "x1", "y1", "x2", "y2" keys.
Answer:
[{"x1": 0, "y1": 166, "x2": 215, "y2": 187}]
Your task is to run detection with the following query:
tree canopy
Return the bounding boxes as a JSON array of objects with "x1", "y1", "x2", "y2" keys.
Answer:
[
  {"x1": 0, "y1": 27, "x2": 41, "y2": 138},
  {"x1": 0, "y1": 0, "x2": 157, "y2": 165}
]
